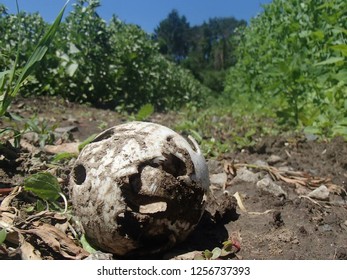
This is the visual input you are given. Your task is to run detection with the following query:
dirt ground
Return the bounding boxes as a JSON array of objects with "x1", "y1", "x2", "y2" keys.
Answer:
[{"x1": 1, "y1": 96, "x2": 346, "y2": 260}]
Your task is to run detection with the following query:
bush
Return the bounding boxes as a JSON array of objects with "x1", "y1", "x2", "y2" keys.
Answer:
[
  {"x1": 224, "y1": 0, "x2": 347, "y2": 138},
  {"x1": 0, "y1": 0, "x2": 210, "y2": 112}
]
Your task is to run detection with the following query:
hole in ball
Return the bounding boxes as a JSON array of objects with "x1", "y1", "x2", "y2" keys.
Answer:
[{"x1": 73, "y1": 164, "x2": 86, "y2": 185}]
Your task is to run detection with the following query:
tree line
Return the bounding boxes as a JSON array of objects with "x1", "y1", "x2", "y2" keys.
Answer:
[{"x1": 153, "y1": 10, "x2": 247, "y2": 92}]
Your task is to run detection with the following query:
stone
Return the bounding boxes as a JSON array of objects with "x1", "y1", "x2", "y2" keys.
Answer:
[
  {"x1": 207, "y1": 159, "x2": 224, "y2": 174},
  {"x1": 256, "y1": 177, "x2": 287, "y2": 198},
  {"x1": 54, "y1": 125, "x2": 78, "y2": 134},
  {"x1": 233, "y1": 167, "x2": 260, "y2": 184},
  {"x1": 22, "y1": 132, "x2": 39, "y2": 144},
  {"x1": 209, "y1": 173, "x2": 227, "y2": 187},
  {"x1": 253, "y1": 159, "x2": 269, "y2": 167},
  {"x1": 307, "y1": 185, "x2": 330, "y2": 201},
  {"x1": 267, "y1": 155, "x2": 283, "y2": 165}
]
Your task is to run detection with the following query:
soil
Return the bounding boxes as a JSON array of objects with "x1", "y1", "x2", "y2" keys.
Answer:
[{"x1": 1, "y1": 96, "x2": 347, "y2": 260}]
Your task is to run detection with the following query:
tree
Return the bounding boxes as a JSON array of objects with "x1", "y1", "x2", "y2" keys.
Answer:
[
  {"x1": 154, "y1": 9, "x2": 190, "y2": 62},
  {"x1": 183, "y1": 17, "x2": 247, "y2": 92}
]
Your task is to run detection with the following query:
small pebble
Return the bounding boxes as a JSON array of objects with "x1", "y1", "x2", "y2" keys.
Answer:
[
  {"x1": 267, "y1": 155, "x2": 283, "y2": 165},
  {"x1": 307, "y1": 185, "x2": 330, "y2": 201}
]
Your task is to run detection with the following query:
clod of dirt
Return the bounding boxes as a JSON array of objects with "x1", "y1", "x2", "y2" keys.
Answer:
[
  {"x1": 271, "y1": 211, "x2": 284, "y2": 228},
  {"x1": 69, "y1": 121, "x2": 210, "y2": 257},
  {"x1": 335, "y1": 247, "x2": 347, "y2": 260}
]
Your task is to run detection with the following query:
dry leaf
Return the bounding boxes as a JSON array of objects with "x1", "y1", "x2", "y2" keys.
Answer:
[
  {"x1": 233, "y1": 192, "x2": 247, "y2": 213},
  {"x1": 19, "y1": 234, "x2": 42, "y2": 260},
  {"x1": 0, "y1": 186, "x2": 22, "y2": 208},
  {"x1": 233, "y1": 192, "x2": 274, "y2": 215},
  {"x1": 23, "y1": 222, "x2": 89, "y2": 260},
  {"x1": 0, "y1": 206, "x2": 18, "y2": 228},
  {"x1": 44, "y1": 142, "x2": 79, "y2": 154}
]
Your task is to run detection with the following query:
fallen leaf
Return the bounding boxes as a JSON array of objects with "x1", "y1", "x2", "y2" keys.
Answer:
[
  {"x1": 233, "y1": 192, "x2": 274, "y2": 215},
  {"x1": 19, "y1": 234, "x2": 42, "y2": 260},
  {"x1": 233, "y1": 192, "x2": 247, "y2": 212},
  {"x1": 1, "y1": 186, "x2": 22, "y2": 208},
  {"x1": 22, "y1": 222, "x2": 89, "y2": 260},
  {"x1": 44, "y1": 142, "x2": 80, "y2": 154},
  {"x1": 0, "y1": 206, "x2": 18, "y2": 228}
]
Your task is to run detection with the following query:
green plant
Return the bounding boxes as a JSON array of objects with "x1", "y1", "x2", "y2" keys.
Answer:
[
  {"x1": 224, "y1": 0, "x2": 347, "y2": 139},
  {"x1": 0, "y1": 1, "x2": 68, "y2": 116},
  {"x1": 195, "y1": 237, "x2": 241, "y2": 260},
  {"x1": 23, "y1": 172, "x2": 67, "y2": 213},
  {"x1": 128, "y1": 103, "x2": 154, "y2": 121},
  {"x1": 0, "y1": 228, "x2": 6, "y2": 245},
  {"x1": 1, "y1": 113, "x2": 56, "y2": 148},
  {"x1": 174, "y1": 104, "x2": 278, "y2": 157},
  {"x1": 78, "y1": 133, "x2": 97, "y2": 151},
  {"x1": 52, "y1": 152, "x2": 78, "y2": 163}
]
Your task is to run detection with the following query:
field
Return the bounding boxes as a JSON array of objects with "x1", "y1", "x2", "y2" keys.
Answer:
[{"x1": 1, "y1": 96, "x2": 346, "y2": 260}]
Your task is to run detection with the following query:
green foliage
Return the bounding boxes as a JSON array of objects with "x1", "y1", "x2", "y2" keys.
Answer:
[
  {"x1": 108, "y1": 18, "x2": 210, "y2": 111},
  {"x1": 52, "y1": 152, "x2": 78, "y2": 162},
  {"x1": 0, "y1": 1, "x2": 67, "y2": 116},
  {"x1": 24, "y1": 172, "x2": 68, "y2": 213},
  {"x1": 224, "y1": 0, "x2": 347, "y2": 139},
  {"x1": 135, "y1": 104, "x2": 154, "y2": 121},
  {"x1": 175, "y1": 104, "x2": 278, "y2": 157},
  {"x1": 0, "y1": 228, "x2": 7, "y2": 245},
  {"x1": 195, "y1": 238, "x2": 240, "y2": 260},
  {"x1": 1, "y1": 113, "x2": 56, "y2": 148},
  {"x1": 80, "y1": 234, "x2": 98, "y2": 254},
  {"x1": 24, "y1": 115, "x2": 56, "y2": 147},
  {"x1": 24, "y1": 172, "x2": 62, "y2": 201},
  {"x1": 155, "y1": 11, "x2": 246, "y2": 93},
  {"x1": 154, "y1": 9, "x2": 190, "y2": 62},
  {"x1": 0, "y1": 0, "x2": 209, "y2": 112},
  {"x1": 78, "y1": 133, "x2": 97, "y2": 151}
]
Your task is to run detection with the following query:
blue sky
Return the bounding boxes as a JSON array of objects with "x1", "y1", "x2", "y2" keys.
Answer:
[{"x1": 1, "y1": 0, "x2": 273, "y2": 33}]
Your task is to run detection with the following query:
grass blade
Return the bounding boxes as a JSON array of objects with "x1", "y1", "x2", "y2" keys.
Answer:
[{"x1": 11, "y1": 1, "x2": 69, "y2": 97}]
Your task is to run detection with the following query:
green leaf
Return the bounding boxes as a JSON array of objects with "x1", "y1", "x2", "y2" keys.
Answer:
[
  {"x1": 24, "y1": 205, "x2": 35, "y2": 213},
  {"x1": 78, "y1": 133, "x2": 97, "y2": 151},
  {"x1": 203, "y1": 249, "x2": 213, "y2": 260},
  {"x1": 0, "y1": 228, "x2": 7, "y2": 245},
  {"x1": 36, "y1": 200, "x2": 47, "y2": 212},
  {"x1": 193, "y1": 253, "x2": 205, "y2": 260},
  {"x1": 80, "y1": 234, "x2": 97, "y2": 254},
  {"x1": 314, "y1": 57, "x2": 344, "y2": 66},
  {"x1": 0, "y1": 1, "x2": 68, "y2": 117},
  {"x1": 311, "y1": 30, "x2": 325, "y2": 41},
  {"x1": 24, "y1": 172, "x2": 62, "y2": 201},
  {"x1": 66, "y1": 63, "x2": 78, "y2": 77},
  {"x1": 0, "y1": 70, "x2": 10, "y2": 91},
  {"x1": 135, "y1": 103, "x2": 154, "y2": 121},
  {"x1": 189, "y1": 129, "x2": 203, "y2": 142},
  {"x1": 11, "y1": 2, "x2": 68, "y2": 97},
  {"x1": 52, "y1": 152, "x2": 78, "y2": 162},
  {"x1": 304, "y1": 126, "x2": 322, "y2": 136},
  {"x1": 330, "y1": 44, "x2": 347, "y2": 57},
  {"x1": 211, "y1": 247, "x2": 222, "y2": 259}
]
